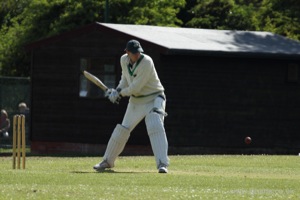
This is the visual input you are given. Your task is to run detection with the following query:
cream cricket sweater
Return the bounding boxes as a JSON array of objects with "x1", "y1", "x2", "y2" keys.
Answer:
[{"x1": 118, "y1": 53, "x2": 164, "y2": 104}]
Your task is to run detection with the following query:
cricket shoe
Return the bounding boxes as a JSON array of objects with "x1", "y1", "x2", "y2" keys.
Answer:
[
  {"x1": 93, "y1": 160, "x2": 111, "y2": 172},
  {"x1": 158, "y1": 163, "x2": 168, "y2": 173}
]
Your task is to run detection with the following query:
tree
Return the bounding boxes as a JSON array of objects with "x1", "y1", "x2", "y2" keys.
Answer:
[
  {"x1": 0, "y1": 0, "x2": 32, "y2": 76},
  {"x1": 0, "y1": 0, "x2": 104, "y2": 76},
  {"x1": 186, "y1": 0, "x2": 257, "y2": 30},
  {"x1": 257, "y1": 0, "x2": 300, "y2": 40},
  {"x1": 0, "y1": 0, "x2": 31, "y2": 28},
  {"x1": 184, "y1": 0, "x2": 300, "y2": 40},
  {"x1": 177, "y1": 0, "x2": 198, "y2": 27},
  {"x1": 110, "y1": 0, "x2": 185, "y2": 26},
  {"x1": 0, "y1": 0, "x2": 185, "y2": 76},
  {"x1": 2, "y1": 0, "x2": 300, "y2": 77}
]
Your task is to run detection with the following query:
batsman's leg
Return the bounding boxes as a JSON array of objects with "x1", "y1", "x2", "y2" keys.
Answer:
[
  {"x1": 152, "y1": 94, "x2": 168, "y2": 117},
  {"x1": 145, "y1": 112, "x2": 169, "y2": 173},
  {"x1": 94, "y1": 124, "x2": 130, "y2": 171}
]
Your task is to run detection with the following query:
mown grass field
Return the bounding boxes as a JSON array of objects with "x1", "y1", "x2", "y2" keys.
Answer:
[{"x1": 0, "y1": 155, "x2": 299, "y2": 200}]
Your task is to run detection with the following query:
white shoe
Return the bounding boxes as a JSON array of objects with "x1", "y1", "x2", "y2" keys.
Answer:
[
  {"x1": 93, "y1": 160, "x2": 110, "y2": 172},
  {"x1": 158, "y1": 164, "x2": 168, "y2": 173}
]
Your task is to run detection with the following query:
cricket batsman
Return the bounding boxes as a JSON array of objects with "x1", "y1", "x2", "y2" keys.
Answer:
[{"x1": 93, "y1": 39, "x2": 169, "y2": 173}]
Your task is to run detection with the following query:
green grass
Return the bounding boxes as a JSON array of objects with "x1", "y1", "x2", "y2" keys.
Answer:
[{"x1": 0, "y1": 155, "x2": 299, "y2": 199}]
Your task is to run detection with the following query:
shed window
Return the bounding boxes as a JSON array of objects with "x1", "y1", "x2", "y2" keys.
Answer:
[
  {"x1": 287, "y1": 63, "x2": 298, "y2": 83},
  {"x1": 79, "y1": 57, "x2": 116, "y2": 98}
]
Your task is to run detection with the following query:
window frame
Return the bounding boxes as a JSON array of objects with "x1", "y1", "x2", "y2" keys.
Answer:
[{"x1": 79, "y1": 57, "x2": 117, "y2": 99}]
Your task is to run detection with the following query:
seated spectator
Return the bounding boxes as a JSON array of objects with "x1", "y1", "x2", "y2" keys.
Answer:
[
  {"x1": 0, "y1": 109, "x2": 10, "y2": 138},
  {"x1": 18, "y1": 102, "x2": 30, "y2": 115}
]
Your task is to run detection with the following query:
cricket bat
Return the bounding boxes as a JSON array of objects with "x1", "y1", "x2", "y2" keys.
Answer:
[{"x1": 83, "y1": 70, "x2": 108, "y2": 91}]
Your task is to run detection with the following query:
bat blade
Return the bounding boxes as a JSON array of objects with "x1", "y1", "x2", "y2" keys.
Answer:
[{"x1": 83, "y1": 70, "x2": 108, "y2": 91}]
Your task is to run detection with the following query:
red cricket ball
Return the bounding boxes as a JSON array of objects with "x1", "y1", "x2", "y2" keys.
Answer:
[{"x1": 245, "y1": 136, "x2": 252, "y2": 144}]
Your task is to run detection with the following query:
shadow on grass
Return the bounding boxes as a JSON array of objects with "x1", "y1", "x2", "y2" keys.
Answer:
[{"x1": 71, "y1": 170, "x2": 154, "y2": 174}]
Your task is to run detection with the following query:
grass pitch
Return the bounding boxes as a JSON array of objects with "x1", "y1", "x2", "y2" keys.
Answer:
[{"x1": 0, "y1": 155, "x2": 299, "y2": 199}]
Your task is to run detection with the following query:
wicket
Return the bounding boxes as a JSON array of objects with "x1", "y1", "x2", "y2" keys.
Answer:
[{"x1": 12, "y1": 114, "x2": 26, "y2": 169}]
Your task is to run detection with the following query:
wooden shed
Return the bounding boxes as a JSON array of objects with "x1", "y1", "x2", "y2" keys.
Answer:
[{"x1": 26, "y1": 22, "x2": 300, "y2": 155}]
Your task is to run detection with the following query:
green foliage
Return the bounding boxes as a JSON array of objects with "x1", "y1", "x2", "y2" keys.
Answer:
[
  {"x1": 125, "y1": 0, "x2": 185, "y2": 26},
  {"x1": 0, "y1": 0, "x2": 185, "y2": 76},
  {"x1": 1, "y1": 0, "x2": 300, "y2": 77},
  {"x1": 186, "y1": 0, "x2": 300, "y2": 40},
  {"x1": 186, "y1": 0, "x2": 258, "y2": 30},
  {"x1": 108, "y1": 0, "x2": 131, "y2": 23},
  {"x1": 0, "y1": 0, "x2": 104, "y2": 76},
  {"x1": 187, "y1": 0, "x2": 235, "y2": 29},
  {"x1": 0, "y1": 0, "x2": 32, "y2": 28},
  {"x1": 48, "y1": 0, "x2": 103, "y2": 34},
  {"x1": 257, "y1": 0, "x2": 300, "y2": 40},
  {"x1": 177, "y1": 0, "x2": 198, "y2": 27},
  {"x1": 0, "y1": 0, "x2": 32, "y2": 76}
]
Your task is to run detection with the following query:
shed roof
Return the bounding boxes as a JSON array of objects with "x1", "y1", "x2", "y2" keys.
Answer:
[
  {"x1": 27, "y1": 22, "x2": 300, "y2": 58},
  {"x1": 100, "y1": 23, "x2": 300, "y2": 57}
]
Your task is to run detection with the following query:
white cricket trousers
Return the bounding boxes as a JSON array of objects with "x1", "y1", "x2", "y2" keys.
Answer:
[{"x1": 103, "y1": 96, "x2": 169, "y2": 168}]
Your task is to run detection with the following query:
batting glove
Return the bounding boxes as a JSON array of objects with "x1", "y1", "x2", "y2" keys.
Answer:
[
  {"x1": 105, "y1": 88, "x2": 113, "y2": 97},
  {"x1": 108, "y1": 89, "x2": 121, "y2": 104}
]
